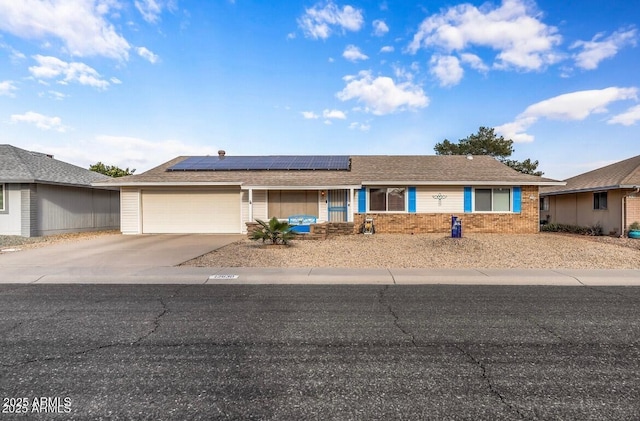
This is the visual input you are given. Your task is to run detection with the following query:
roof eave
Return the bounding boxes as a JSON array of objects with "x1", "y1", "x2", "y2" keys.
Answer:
[
  {"x1": 91, "y1": 181, "x2": 245, "y2": 187},
  {"x1": 241, "y1": 184, "x2": 362, "y2": 190},
  {"x1": 361, "y1": 180, "x2": 566, "y2": 186},
  {"x1": 541, "y1": 184, "x2": 640, "y2": 196}
]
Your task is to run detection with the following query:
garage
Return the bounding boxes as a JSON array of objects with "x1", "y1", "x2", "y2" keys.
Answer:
[{"x1": 141, "y1": 189, "x2": 241, "y2": 234}]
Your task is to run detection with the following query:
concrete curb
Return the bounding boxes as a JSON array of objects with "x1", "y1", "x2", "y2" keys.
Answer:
[{"x1": 2, "y1": 267, "x2": 638, "y2": 286}]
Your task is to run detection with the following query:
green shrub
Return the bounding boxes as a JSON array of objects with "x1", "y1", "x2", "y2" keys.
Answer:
[
  {"x1": 541, "y1": 222, "x2": 603, "y2": 236},
  {"x1": 250, "y1": 217, "x2": 295, "y2": 245},
  {"x1": 629, "y1": 221, "x2": 640, "y2": 231}
]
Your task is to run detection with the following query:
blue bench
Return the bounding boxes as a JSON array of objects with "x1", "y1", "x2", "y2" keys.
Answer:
[{"x1": 288, "y1": 215, "x2": 317, "y2": 233}]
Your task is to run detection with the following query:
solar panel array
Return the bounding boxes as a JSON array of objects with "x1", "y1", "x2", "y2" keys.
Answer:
[{"x1": 168, "y1": 155, "x2": 351, "y2": 171}]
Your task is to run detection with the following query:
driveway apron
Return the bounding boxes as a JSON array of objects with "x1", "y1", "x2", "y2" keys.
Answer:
[{"x1": 0, "y1": 234, "x2": 242, "y2": 282}]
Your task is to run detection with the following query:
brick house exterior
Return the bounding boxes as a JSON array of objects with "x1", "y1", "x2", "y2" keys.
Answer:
[{"x1": 96, "y1": 153, "x2": 562, "y2": 235}]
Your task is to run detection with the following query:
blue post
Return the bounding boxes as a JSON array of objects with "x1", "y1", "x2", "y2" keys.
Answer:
[{"x1": 451, "y1": 215, "x2": 462, "y2": 238}]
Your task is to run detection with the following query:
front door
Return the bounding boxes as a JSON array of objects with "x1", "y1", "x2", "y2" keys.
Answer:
[{"x1": 328, "y1": 190, "x2": 348, "y2": 222}]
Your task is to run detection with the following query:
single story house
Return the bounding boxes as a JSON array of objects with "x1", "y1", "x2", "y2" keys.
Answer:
[
  {"x1": 540, "y1": 154, "x2": 640, "y2": 236},
  {"x1": 0, "y1": 144, "x2": 120, "y2": 237},
  {"x1": 94, "y1": 151, "x2": 562, "y2": 235}
]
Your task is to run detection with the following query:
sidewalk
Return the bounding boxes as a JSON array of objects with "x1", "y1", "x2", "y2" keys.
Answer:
[{"x1": 1, "y1": 266, "x2": 639, "y2": 285}]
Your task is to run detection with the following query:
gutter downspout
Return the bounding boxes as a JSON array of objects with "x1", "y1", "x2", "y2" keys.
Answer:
[{"x1": 621, "y1": 187, "x2": 640, "y2": 237}]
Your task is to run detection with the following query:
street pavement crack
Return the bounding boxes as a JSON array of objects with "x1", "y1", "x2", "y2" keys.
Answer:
[
  {"x1": 131, "y1": 297, "x2": 168, "y2": 346},
  {"x1": 378, "y1": 285, "x2": 417, "y2": 347},
  {"x1": 131, "y1": 285, "x2": 189, "y2": 346},
  {"x1": 0, "y1": 309, "x2": 66, "y2": 335},
  {"x1": 532, "y1": 320, "x2": 573, "y2": 345},
  {"x1": 378, "y1": 286, "x2": 527, "y2": 418},
  {"x1": 453, "y1": 343, "x2": 527, "y2": 420},
  {"x1": 1, "y1": 286, "x2": 190, "y2": 368}
]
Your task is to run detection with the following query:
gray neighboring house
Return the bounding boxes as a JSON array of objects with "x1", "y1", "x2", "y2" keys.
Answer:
[{"x1": 0, "y1": 144, "x2": 120, "y2": 237}]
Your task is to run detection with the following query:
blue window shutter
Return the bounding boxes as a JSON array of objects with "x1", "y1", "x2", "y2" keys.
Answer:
[
  {"x1": 513, "y1": 187, "x2": 522, "y2": 213},
  {"x1": 464, "y1": 187, "x2": 472, "y2": 213},
  {"x1": 408, "y1": 187, "x2": 416, "y2": 213},
  {"x1": 358, "y1": 188, "x2": 366, "y2": 212}
]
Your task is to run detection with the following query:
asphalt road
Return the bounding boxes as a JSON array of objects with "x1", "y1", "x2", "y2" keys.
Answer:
[{"x1": 1, "y1": 284, "x2": 639, "y2": 420}]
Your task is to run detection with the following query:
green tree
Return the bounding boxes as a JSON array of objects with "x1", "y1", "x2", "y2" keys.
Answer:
[
  {"x1": 89, "y1": 162, "x2": 136, "y2": 178},
  {"x1": 434, "y1": 126, "x2": 543, "y2": 176},
  {"x1": 250, "y1": 217, "x2": 295, "y2": 245}
]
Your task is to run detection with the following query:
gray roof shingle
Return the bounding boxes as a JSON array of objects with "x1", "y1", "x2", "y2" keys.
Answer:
[
  {"x1": 95, "y1": 154, "x2": 562, "y2": 187},
  {"x1": 541, "y1": 154, "x2": 640, "y2": 195},
  {"x1": 0, "y1": 144, "x2": 111, "y2": 186}
]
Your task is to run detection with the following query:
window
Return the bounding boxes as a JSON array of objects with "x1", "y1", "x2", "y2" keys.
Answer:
[
  {"x1": 369, "y1": 188, "x2": 405, "y2": 212},
  {"x1": 474, "y1": 188, "x2": 511, "y2": 212},
  {"x1": 539, "y1": 196, "x2": 549, "y2": 211},
  {"x1": 593, "y1": 191, "x2": 607, "y2": 210}
]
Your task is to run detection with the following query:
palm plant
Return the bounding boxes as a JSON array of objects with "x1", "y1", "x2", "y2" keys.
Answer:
[{"x1": 250, "y1": 217, "x2": 295, "y2": 245}]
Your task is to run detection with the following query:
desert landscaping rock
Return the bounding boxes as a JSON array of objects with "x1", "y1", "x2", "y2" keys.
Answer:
[{"x1": 183, "y1": 233, "x2": 640, "y2": 269}]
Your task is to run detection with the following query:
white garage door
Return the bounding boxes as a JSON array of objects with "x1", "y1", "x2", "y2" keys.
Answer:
[{"x1": 142, "y1": 189, "x2": 240, "y2": 234}]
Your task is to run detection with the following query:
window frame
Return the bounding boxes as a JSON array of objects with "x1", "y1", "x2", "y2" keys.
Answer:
[
  {"x1": 0, "y1": 184, "x2": 5, "y2": 212},
  {"x1": 367, "y1": 187, "x2": 407, "y2": 212},
  {"x1": 539, "y1": 196, "x2": 549, "y2": 211},
  {"x1": 473, "y1": 187, "x2": 513, "y2": 213},
  {"x1": 593, "y1": 191, "x2": 608, "y2": 210}
]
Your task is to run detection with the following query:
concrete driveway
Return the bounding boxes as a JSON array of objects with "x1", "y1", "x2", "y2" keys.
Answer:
[{"x1": 0, "y1": 234, "x2": 243, "y2": 283}]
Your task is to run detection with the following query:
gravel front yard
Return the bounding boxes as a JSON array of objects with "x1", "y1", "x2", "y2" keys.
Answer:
[
  {"x1": 183, "y1": 233, "x2": 640, "y2": 269},
  {"x1": 0, "y1": 231, "x2": 119, "y2": 251}
]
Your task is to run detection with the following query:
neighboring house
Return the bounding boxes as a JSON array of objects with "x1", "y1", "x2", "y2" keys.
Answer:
[
  {"x1": 94, "y1": 151, "x2": 562, "y2": 235},
  {"x1": 0, "y1": 145, "x2": 120, "y2": 237},
  {"x1": 540, "y1": 155, "x2": 640, "y2": 236}
]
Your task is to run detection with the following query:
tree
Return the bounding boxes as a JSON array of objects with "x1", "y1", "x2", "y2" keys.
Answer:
[
  {"x1": 89, "y1": 162, "x2": 136, "y2": 178},
  {"x1": 250, "y1": 217, "x2": 295, "y2": 245},
  {"x1": 434, "y1": 126, "x2": 543, "y2": 176}
]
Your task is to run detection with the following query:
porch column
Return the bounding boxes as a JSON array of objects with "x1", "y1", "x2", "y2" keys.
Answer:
[
  {"x1": 348, "y1": 188, "x2": 355, "y2": 222},
  {"x1": 248, "y1": 189, "x2": 253, "y2": 222}
]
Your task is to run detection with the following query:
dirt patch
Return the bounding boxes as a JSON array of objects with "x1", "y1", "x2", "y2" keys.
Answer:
[{"x1": 0, "y1": 231, "x2": 119, "y2": 252}]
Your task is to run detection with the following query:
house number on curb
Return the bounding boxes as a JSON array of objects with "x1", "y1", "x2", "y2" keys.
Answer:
[
  {"x1": 209, "y1": 274, "x2": 239, "y2": 279},
  {"x1": 432, "y1": 193, "x2": 447, "y2": 206}
]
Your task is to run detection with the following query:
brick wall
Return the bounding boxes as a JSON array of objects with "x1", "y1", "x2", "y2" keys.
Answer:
[
  {"x1": 353, "y1": 185, "x2": 540, "y2": 234},
  {"x1": 626, "y1": 195, "x2": 640, "y2": 231}
]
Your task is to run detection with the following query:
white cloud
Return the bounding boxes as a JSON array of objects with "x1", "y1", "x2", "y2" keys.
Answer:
[
  {"x1": 608, "y1": 104, "x2": 640, "y2": 126},
  {"x1": 31, "y1": 136, "x2": 218, "y2": 173},
  {"x1": 460, "y1": 53, "x2": 489, "y2": 72},
  {"x1": 135, "y1": 0, "x2": 162, "y2": 23},
  {"x1": 0, "y1": 0, "x2": 130, "y2": 60},
  {"x1": 10, "y1": 111, "x2": 69, "y2": 132},
  {"x1": 0, "y1": 80, "x2": 17, "y2": 97},
  {"x1": 408, "y1": 0, "x2": 561, "y2": 71},
  {"x1": 336, "y1": 70, "x2": 429, "y2": 115},
  {"x1": 496, "y1": 87, "x2": 639, "y2": 142},
  {"x1": 571, "y1": 27, "x2": 637, "y2": 70},
  {"x1": 323, "y1": 109, "x2": 346, "y2": 119},
  {"x1": 43, "y1": 90, "x2": 67, "y2": 100},
  {"x1": 430, "y1": 55, "x2": 463, "y2": 87},
  {"x1": 136, "y1": 46, "x2": 159, "y2": 64},
  {"x1": 380, "y1": 46, "x2": 394, "y2": 53},
  {"x1": 297, "y1": 1, "x2": 364, "y2": 40},
  {"x1": 342, "y1": 44, "x2": 368, "y2": 62},
  {"x1": 301, "y1": 111, "x2": 319, "y2": 119},
  {"x1": 372, "y1": 19, "x2": 389, "y2": 36},
  {"x1": 29, "y1": 55, "x2": 111, "y2": 89},
  {"x1": 348, "y1": 121, "x2": 371, "y2": 131}
]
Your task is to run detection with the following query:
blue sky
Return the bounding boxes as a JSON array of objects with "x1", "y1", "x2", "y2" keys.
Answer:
[{"x1": 0, "y1": 0, "x2": 638, "y2": 180}]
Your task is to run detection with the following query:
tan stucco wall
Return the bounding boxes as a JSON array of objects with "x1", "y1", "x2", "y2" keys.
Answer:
[{"x1": 543, "y1": 189, "x2": 632, "y2": 236}]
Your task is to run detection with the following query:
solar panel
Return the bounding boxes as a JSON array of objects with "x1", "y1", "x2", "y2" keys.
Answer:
[{"x1": 167, "y1": 155, "x2": 351, "y2": 171}]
